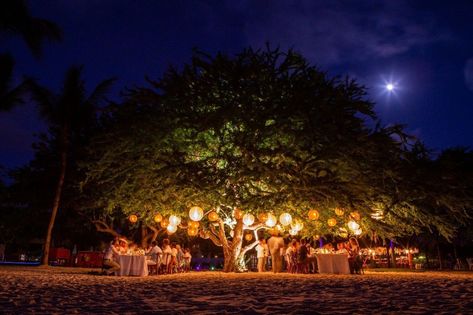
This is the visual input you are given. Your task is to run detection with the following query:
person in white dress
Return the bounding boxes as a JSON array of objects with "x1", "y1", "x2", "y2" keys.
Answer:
[
  {"x1": 161, "y1": 238, "x2": 172, "y2": 274},
  {"x1": 255, "y1": 239, "x2": 266, "y2": 272},
  {"x1": 267, "y1": 232, "x2": 285, "y2": 273}
]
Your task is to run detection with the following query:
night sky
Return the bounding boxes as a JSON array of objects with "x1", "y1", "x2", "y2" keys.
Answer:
[{"x1": 1, "y1": 0, "x2": 473, "y2": 170}]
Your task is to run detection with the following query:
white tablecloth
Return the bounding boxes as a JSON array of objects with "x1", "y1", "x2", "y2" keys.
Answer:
[
  {"x1": 315, "y1": 253, "x2": 350, "y2": 274},
  {"x1": 117, "y1": 255, "x2": 148, "y2": 276}
]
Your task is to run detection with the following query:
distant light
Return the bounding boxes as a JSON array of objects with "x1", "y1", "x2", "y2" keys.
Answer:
[{"x1": 386, "y1": 83, "x2": 394, "y2": 91}]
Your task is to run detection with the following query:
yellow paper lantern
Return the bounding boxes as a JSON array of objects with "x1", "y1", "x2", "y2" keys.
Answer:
[
  {"x1": 189, "y1": 206, "x2": 204, "y2": 221},
  {"x1": 265, "y1": 213, "x2": 277, "y2": 227},
  {"x1": 335, "y1": 207, "x2": 344, "y2": 216},
  {"x1": 169, "y1": 215, "x2": 181, "y2": 226},
  {"x1": 167, "y1": 224, "x2": 177, "y2": 234},
  {"x1": 327, "y1": 218, "x2": 337, "y2": 227},
  {"x1": 258, "y1": 212, "x2": 268, "y2": 223},
  {"x1": 153, "y1": 213, "x2": 163, "y2": 223},
  {"x1": 128, "y1": 214, "x2": 138, "y2": 223},
  {"x1": 189, "y1": 221, "x2": 200, "y2": 229},
  {"x1": 279, "y1": 213, "x2": 292, "y2": 226},
  {"x1": 188, "y1": 228, "x2": 198, "y2": 236},
  {"x1": 290, "y1": 219, "x2": 304, "y2": 231},
  {"x1": 208, "y1": 211, "x2": 219, "y2": 222},
  {"x1": 350, "y1": 211, "x2": 361, "y2": 221},
  {"x1": 244, "y1": 233, "x2": 253, "y2": 241},
  {"x1": 234, "y1": 208, "x2": 244, "y2": 220},
  {"x1": 160, "y1": 218, "x2": 169, "y2": 229},
  {"x1": 242, "y1": 213, "x2": 255, "y2": 226},
  {"x1": 308, "y1": 209, "x2": 320, "y2": 221},
  {"x1": 347, "y1": 220, "x2": 360, "y2": 231}
]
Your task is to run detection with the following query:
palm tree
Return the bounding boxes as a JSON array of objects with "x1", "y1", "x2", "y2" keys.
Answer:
[
  {"x1": 0, "y1": 0, "x2": 62, "y2": 58},
  {"x1": 0, "y1": 53, "x2": 30, "y2": 111},
  {"x1": 29, "y1": 66, "x2": 115, "y2": 266}
]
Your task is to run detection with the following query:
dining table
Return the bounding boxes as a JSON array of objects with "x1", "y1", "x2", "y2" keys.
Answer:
[
  {"x1": 117, "y1": 255, "x2": 148, "y2": 276},
  {"x1": 315, "y1": 253, "x2": 350, "y2": 274}
]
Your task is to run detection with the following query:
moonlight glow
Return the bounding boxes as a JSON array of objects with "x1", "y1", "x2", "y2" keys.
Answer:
[{"x1": 386, "y1": 83, "x2": 394, "y2": 91}]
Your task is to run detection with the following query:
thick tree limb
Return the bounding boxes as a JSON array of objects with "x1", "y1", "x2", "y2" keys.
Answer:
[{"x1": 92, "y1": 220, "x2": 120, "y2": 238}]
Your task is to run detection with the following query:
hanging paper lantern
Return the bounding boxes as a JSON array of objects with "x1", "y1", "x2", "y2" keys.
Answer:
[
  {"x1": 242, "y1": 213, "x2": 255, "y2": 226},
  {"x1": 153, "y1": 213, "x2": 163, "y2": 223},
  {"x1": 189, "y1": 206, "x2": 204, "y2": 221},
  {"x1": 244, "y1": 233, "x2": 253, "y2": 241},
  {"x1": 167, "y1": 224, "x2": 177, "y2": 234},
  {"x1": 234, "y1": 208, "x2": 244, "y2": 220},
  {"x1": 265, "y1": 213, "x2": 277, "y2": 227},
  {"x1": 169, "y1": 215, "x2": 181, "y2": 226},
  {"x1": 189, "y1": 221, "x2": 200, "y2": 229},
  {"x1": 290, "y1": 219, "x2": 304, "y2": 231},
  {"x1": 128, "y1": 214, "x2": 138, "y2": 223},
  {"x1": 327, "y1": 218, "x2": 337, "y2": 227},
  {"x1": 258, "y1": 212, "x2": 269, "y2": 223},
  {"x1": 347, "y1": 220, "x2": 360, "y2": 231},
  {"x1": 208, "y1": 211, "x2": 219, "y2": 222},
  {"x1": 354, "y1": 228, "x2": 363, "y2": 236},
  {"x1": 289, "y1": 229, "x2": 298, "y2": 236},
  {"x1": 188, "y1": 228, "x2": 198, "y2": 236},
  {"x1": 160, "y1": 218, "x2": 169, "y2": 229},
  {"x1": 308, "y1": 209, "x2": 320, "y2": 220},
  {"x1": 335, "y1": 207, "x2": 344, "y2": 216},
  {"x1": 350, "y1": 211, "x2": 361, "y2": 221},
  {"x1": 279, "y1": 213, "x2": 292, "y2": 226}
]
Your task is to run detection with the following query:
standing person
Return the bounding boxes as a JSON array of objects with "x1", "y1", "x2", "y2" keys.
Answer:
[
  {"x1": 0, "y1": 243, "x2": 5, "y2": 261},
  {"x1": 161, "y1": 238, "x2": 172, "y2": 274},
  {"x1": 297, "y1": 239, "x2": 309, "y2": 274},
  {"x1": 255, "y1": 239, "x2": 266, "y2": 272},
  {"x1": 146, "y1": 241, "x2": 162, "y2": 264},
  {"x1": 263, "y1": 239, "x2": 269, "y2": 271},
  {"x1": 183, "y1": 248, "x2": 192, "y2": 272},
  {"x1": 307, "y1": 242, "x2": 317, "y2": 273},
  {"x1": 103, "y1": 239, "x2": 121, "y2": 275},
  {"x1": 267, "y1": 232, "x2": 285, "y2": 273}
]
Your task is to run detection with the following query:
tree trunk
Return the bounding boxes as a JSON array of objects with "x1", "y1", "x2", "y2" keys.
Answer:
[
  {"x1": 437, "y1": 243, "x2": 443, "y2": 270},
  {"x1": 41, "y1": 127, "x2": 68, "y2": 266},
  {"x1": 222, "y1": 219, "x2": 244, "y2": 272}
]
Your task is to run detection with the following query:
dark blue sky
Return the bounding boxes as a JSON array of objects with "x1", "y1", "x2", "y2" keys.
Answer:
[{"x1": 1, "y1": 0, "x2": 473, "y2": 169}]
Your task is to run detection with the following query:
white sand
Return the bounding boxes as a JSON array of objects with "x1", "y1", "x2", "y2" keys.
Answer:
[{"x1": 0, "y1": 266, "x2": 472, "y2": 314}]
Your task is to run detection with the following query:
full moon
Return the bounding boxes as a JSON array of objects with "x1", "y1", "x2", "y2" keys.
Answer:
[{"x1": 386, "y1": 83, "x2": 394, "y2": 91}]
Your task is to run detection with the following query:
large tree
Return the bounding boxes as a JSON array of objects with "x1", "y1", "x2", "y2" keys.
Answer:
[
  {"x1": 82, "y1": 48, "x2": 467, "y2": 271},
  {"x1": 29, "y1": 66, "x2": 114, "y2": 265}
]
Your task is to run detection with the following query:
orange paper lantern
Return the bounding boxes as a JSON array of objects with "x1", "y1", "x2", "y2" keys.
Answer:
[
  {"x1": 350, "y1": 211, "x2": 361, "y2": 221},
  {"x1": 128, "y1": 214, "x2": 138, "y2": 223},
  {"x1": 258, "y1": 212, "x2": 269, "y2": 223},
  {"x1": 308, "y1": 209, "x2": 319, "y2": 220},
  {"x1": 208, "y1": 211, "x2": 219, "y2": 222},
  {"x1": 334, "y1": 207, "x2": 344, "y2": 216},
  {"x1": 160, "y1": 218, "x2": 169, "y2": 228},
  {"x1": 153, "y1": 213, "x2": 163, "y2": 223},
  {"x1": 244, "y1": 233, "x2": 253, "y2": 241},
  {"x1": 327, "y1": 218, "x2": 337, "y2": 227},
  {"x1": 234, "y1": 208, "x2": 244, "y2": 220}
]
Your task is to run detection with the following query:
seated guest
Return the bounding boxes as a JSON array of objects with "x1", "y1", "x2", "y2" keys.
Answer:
[
  {"x1": 336, "y1": 242, "x2": 348, "y2": 254},
  {"x1": 161, "y1": 239, "x2": 172, "y2": 274},
  {"x1": 118, "y1": 238, "x2": 128, "y2": 254},
  {"x1": 146, "y1": 241, "x2": 162, "y2": 263},
  {"x1": 103, "y1": 239, "x2": 121, "y2": 275}
]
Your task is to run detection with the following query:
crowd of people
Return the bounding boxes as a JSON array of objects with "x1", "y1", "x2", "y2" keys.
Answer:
[
  {"x1": 257, "y1": 235, "x2": 362, "y2": 274},
  {"x1": 103, "y1": 237, "x2": 192, "y2": 276}
]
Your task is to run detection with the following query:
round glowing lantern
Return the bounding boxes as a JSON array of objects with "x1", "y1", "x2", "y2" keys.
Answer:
[
  {"x1": 265, "y1": 213, "x2": 277, "y2": 227},
  {"x1": 289, "y1": 229, "x2": 298, "y2": 236},
  {"x1": 242, "y1": 213, "x2": 255, "y2": 226},
  {"x1": 169, "y1": 215, "x2": 181, "y2": 226},
  {"x1": 308, "y1": 209, "x2": 320, "y2": 221},
  {"x1": 189, "y1": 221, "x2": 200, "y2": 229},
  {"x1": 167, "y1": 224, "x2": 177, "y2": 234},
  {"x1": 128, "y1": 214, "x2": 138, "y2": 223},
  {"x1": 244, "y1": 233, "x2": 253, "y2": 241},
  {"x1": 354, "y1": 228, "x2": 363, "y2": 236},
  {"x1": 279, "y1": 213, "x2": 292, "y2": 226},
  {"x1": 234, "y1": 208, "x2": 244, "y2": 220},
  {"x1": 347, "y1": 220, "x2": 360, "y2": 231},
  {"x1": 160, "y1": 218, "x2": 169, "y2": 229},
  {"x1": 327, "y1": 218, "x2": 337, "y2": 227},
  {"x1": 153, "y1": 213, "x2": 163, "y2": 223},
  {"x1": 350, "y1": 211, "x2": 361, "y2": 221},
  {"x1": 189, "y1": 206, "x2": 204, "y2": 221},
  {"x1": 290, "y1": 219, "x2": 304, "y2": 231},
  {"x1": 208, "y1": 211, "x2": 219, "y2": 222},
  {"x1": 335, "y1": 207, "x2": 344, "y2": 216},
  {"x1": 188, "y1": 228, "x2": 198, "y2": 236},
  {"x1": 258, "y1": 212, "x2": 269, "y2": 223}
]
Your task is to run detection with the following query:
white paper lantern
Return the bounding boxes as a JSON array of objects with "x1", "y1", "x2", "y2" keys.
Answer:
[
  {"x1": 169, "y1": 215, "x2": 181, "y2": 226},
  {"x1": 242, "y1": 213, "x2": 255, "y2": 226},
  {"x1": 279, "y1": 213, "x2": 292, "y2": 226},
  {"x1": 290, "y1": 219, "x2": 304, "y2": 231},
  {"x1": 167, "y1": 224, "x2": 177, "y2": 234},
  {"x1": 189, "y1": 206, "x2": 204, "y2": 221},
  {"x1": 265, "y1": 213, "x2": 277, "y2": 227},
  {"x1": 289, "y1": 229, "x2": 298, "y2": 236},
  {"x1": 354, "y1": 228, "x2": 362, "y2": 236},
  {"x1": 347, "y1": 220, "x2": 360, "y2": 231}
]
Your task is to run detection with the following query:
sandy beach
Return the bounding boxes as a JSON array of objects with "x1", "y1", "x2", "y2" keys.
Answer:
[{"x1": 0, "y1": 266, "x2": 472, "y2": 314}]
